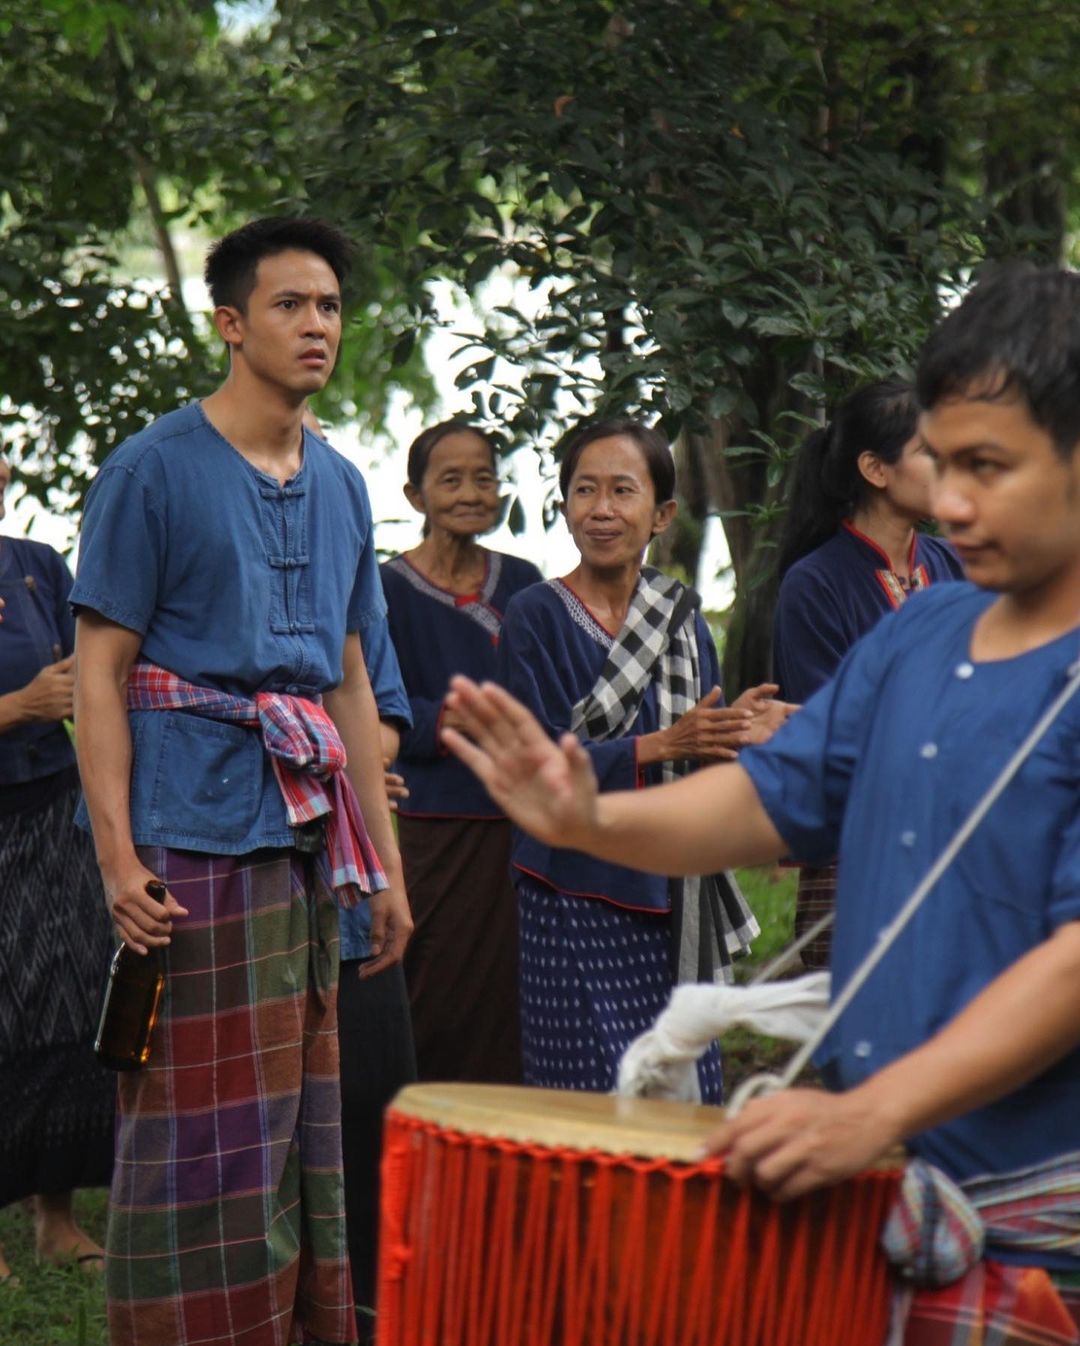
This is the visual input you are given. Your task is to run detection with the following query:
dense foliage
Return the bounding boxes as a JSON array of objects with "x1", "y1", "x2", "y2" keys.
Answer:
[{"x1": 3, "y1": 0, "x2": 1079, "y2": 679}]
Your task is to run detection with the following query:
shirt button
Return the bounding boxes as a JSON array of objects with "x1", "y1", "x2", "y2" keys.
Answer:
[
  {"x1": 955, "y1": 661, "x2": 974, "y2": 679},
  {"x1": 286, "y1": 684, "x2": 299, "y2": 694},
  {"x1": 900, "y1": 830, "x2": 916, "y2": 847},
  {"x1": 920, "y1": 742, "x2": 938, "y2": 759}
]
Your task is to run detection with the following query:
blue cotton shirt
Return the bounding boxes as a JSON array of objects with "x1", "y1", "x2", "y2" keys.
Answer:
[
  {"x1": 70, "y1": 402, "x2": 387, "y2": 854},
  {"x1": 741, "y1": 583, "x2": 1080, "y2": 1261},
  {"x1": 499, "y1": 578, "x2": 723, "y2": 912},
  {"x1": 773, "y1": 525, "x2": 964, "y2": 703},
  {"x1": 0, "y1": 536, "x2": 77, "y2": 785},
  {"x1": 380, "y1": 550, "x2": 543, "y2": 818}
]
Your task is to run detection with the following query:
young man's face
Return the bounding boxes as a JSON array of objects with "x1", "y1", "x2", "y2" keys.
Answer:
[
  {"x1": 225, "y1": 247, "x2": 342, "y2": 399},
  {"x1": 919, "y1": 389, "x2": 1080, "y2": 599}
]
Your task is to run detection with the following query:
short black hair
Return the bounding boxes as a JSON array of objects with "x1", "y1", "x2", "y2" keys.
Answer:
[
  {"x1": 204, "y1": 217, "x2": 353, "y2": 311},
  {"x1": 917, "y1": 261, "x2": 1080, "y2": 459},
  {"x1": 406, "y1": 420, "x2": 497, "y2": 488},
  {"x1": 557, "y1": 418, "x2": 676, "y2": 503}
]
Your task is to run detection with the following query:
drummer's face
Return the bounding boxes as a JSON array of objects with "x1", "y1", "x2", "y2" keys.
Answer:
[{"x1": 563, "y1": 436, "x2": 676, "y2": 573}]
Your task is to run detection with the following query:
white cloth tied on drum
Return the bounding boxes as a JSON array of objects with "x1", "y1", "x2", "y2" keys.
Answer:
[{"x1": 616, "y1": 972, "x2": 831, "y2": 1102}]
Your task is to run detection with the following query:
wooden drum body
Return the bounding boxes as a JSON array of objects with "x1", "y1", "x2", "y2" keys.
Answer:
[{"x1": 376, "y1": 1084, "x2": 900, "y2": 1346}]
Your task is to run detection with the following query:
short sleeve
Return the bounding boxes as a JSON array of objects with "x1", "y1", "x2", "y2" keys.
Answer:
[
  {"x1": 346, "y1": 476, "x2": 387, "y2": 632},
  {"x1": 741, "y1": 611, "x2": 895, "y2": 863},
  {"x1": 358, "y1": 613, "x2": 412, "y2": 727},
  {"x1": 69, "y1": 464, "x2": 166, "y2": 635}
]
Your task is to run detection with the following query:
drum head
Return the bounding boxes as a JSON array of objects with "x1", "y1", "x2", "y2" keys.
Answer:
[{"x1": 389, "y1": 1082, "x2": 727, "y2": 1162}]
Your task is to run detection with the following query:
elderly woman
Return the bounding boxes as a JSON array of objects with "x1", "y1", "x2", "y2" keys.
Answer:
[
  {"x1": 490, "y1": 419, "x2": 790, "y2": 1101},
  {"x1": 0, "y1": 456, "x2": 115, "y2": 1281},
  {"x1": 381, "y1": 420, "x2": 542, "y2": 1084}
]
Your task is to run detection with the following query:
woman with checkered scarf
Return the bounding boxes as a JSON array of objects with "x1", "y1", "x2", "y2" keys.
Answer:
[{"x1": 492, "y1": 419, "x2": 793, "y2": 1100}]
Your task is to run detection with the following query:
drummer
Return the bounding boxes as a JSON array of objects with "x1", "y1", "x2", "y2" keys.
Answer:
[{"x1": 441, "y1": 262, "x2": 1080, "y2": 1342}]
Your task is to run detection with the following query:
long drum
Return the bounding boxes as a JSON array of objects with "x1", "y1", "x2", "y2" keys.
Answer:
[{"x1": 376, "y1": 1083, "x2": 901, "y2": 1346}]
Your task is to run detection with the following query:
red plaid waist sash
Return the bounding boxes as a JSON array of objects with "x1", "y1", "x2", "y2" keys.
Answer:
[{"x1": 126, "y1": 659, "x2": 386, "y2": 907}]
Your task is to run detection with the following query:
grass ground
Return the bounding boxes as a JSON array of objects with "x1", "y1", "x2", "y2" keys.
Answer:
[
  {"x1": 0, "y1": 1193, "x2": 109, "y2": 1346},
  {"x1": 0, "y1": 866, "x2": 799, "y2": 1345}
]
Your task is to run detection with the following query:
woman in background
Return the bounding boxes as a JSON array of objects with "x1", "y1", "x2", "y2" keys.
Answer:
[
  {"x1": 381, "y1": 420, "x2": 542, "y2": 1083},
  {"x1": 0, "y1": 455, "x2": 115, "y2": 1282},
  {"x1": 773, "y1": 380, "x2": 963, "y2": 966},
  {"x1": 495, "y1": 419, "x2": 790, "y2": 1100}
]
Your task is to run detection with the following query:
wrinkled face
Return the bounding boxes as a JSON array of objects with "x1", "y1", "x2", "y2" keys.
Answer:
[
  {"x1": 919, "y1": 391, "x2": 1080, "y2": 597},
  {"x1": 0, "y1": 458, "x2": 8, "y2": 522},
  {"x1": 407, "y1": 431, "x2": 500, "y2": 538},
  {"x1": 562, "y1": 435, "x2": 673, "y2": 571},
  {"x1": 219, "y1": 248, "x2": 342, "y2": 399},
  {"x1": 877, "y1": 432, "x2": 936, "y2": 520}
]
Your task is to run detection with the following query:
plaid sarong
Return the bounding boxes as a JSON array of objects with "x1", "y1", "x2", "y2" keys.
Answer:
[
  {"x1": 566, "y1": 566, "x2": 758, "y2": 984},
  {"x1": 106, "y1": 847, "x2": 357, "y2": 1346},
  {"x1": 885, "y1": 1154, "x2": 1080, "y2": 1345},
  {"x1": 127, "y1": 660, "x2": 386, "y2": 907}
]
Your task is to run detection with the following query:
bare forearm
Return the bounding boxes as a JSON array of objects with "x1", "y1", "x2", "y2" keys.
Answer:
[
  {"x1": 588, "y1": 762, "x2": 786, "y2": 874},
  {"x1": 856, "y1": 921, "x2": 1080, "y2": 1144},
  {"x1": 379, "y1": 721, "x2": 401, "y2": 764},
  {"x1": 74, "y1": 663, "x2": 138, "y2": 873}
]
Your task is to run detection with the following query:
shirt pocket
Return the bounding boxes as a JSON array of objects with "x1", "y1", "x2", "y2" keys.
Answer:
[{"x1": 146, "y1": 713, "x2": 263, "y2": 844}]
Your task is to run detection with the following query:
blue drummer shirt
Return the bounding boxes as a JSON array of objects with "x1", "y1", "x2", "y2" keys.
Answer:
[
  {"x1": 70, "y1": 401, "x2": 389, "y2": 856},
  {"x1": 740, "y1": 583, "x2": 1080, "y2": 1266}
]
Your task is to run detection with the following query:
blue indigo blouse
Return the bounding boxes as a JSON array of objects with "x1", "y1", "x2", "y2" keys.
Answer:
[
  {"x1": 773, "y1": 523, "x2": 963, "y2": 703},
  {"x1": 0, "y1": 536, "x2": 77, "y2": 786},
  {"x1": 499, "y1": 578, "x2": 723, "y2": 912},
  {"x1": 380, "y1": 549, "x2": 542, "y2": 818}
]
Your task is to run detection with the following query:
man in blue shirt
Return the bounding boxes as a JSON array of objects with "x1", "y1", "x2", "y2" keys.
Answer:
[
  {"x1": 442, "y1": 264, "x2": 1080, "y2": 1341},
  {"x1": 72, "y1": 219, "x2": 411, "y2": 1346}
]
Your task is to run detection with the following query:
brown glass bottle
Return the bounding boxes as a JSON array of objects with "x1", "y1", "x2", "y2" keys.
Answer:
[{"x1": 94, "y1": 880, "x2": 168, "y2": 1071}]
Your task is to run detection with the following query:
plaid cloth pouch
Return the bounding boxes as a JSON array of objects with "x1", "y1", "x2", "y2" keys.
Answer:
[{"x1": 884, "y1": 1153, "x2": 1080, "y2": 1344}]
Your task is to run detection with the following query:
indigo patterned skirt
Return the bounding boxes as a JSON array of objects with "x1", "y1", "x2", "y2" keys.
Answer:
[
  {"x1": 0, "y1": 768, "x2": 115, "y2": 1204},
  {"x1": 516, "y1": 876, "x2": 723, "y2": 1102},
  {"x1": 106, "y1": 846, "x2": 356, "y2": 1346}
]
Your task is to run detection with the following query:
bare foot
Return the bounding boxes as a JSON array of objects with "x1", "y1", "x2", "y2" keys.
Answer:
[{"x1": 33, "y1": 1194, "x2": 104, "y2": 1273}]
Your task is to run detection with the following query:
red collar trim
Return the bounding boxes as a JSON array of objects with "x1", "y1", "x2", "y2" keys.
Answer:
[{"x1": 841, "y1": 520, "x2": 918, "y2": 573}]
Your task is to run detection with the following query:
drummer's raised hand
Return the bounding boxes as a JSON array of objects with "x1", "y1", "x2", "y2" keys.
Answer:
[{"x1": 442, "y1": 675, "x2": 599, "y2": 848}]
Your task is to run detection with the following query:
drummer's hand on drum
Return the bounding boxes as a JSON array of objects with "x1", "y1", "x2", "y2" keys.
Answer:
[
  {"x1": 703, "y1": 1086, "x2": 901, "y2": 1202},
  {"x1": 442, "y1": 675, "x2": 600, "y2": 849}
]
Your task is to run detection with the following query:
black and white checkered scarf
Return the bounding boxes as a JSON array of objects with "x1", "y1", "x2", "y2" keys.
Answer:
[{"x1": 569, "y1": 566, "x2": 758, "y2": 985}]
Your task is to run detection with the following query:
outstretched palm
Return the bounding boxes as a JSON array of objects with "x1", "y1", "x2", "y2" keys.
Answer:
[{"x1": 441, "y1": 676, "x2": 599, "y2": 848}]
